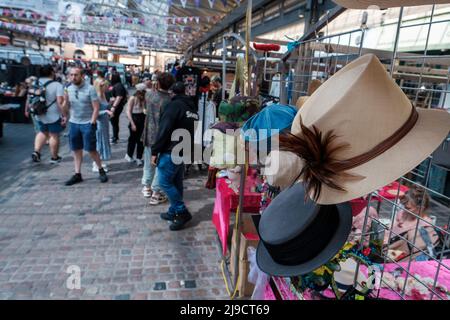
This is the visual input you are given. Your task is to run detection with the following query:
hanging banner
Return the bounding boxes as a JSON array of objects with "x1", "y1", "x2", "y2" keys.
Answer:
[
  {"x1": 74, "y1": 31, "x2": 85, "y2": 48},
  {"x1": 127, "y1": 37, "x2": 137, "y2": 53},
  {"x1": 58, "y1": 1, "x2": 85, "y2": 17},
  {"x1": 45, "y1": 20, "x2": 61, "y2": 38},
  {"x1": 118, "y1": 29, "x2": 131, "y2": 46}
]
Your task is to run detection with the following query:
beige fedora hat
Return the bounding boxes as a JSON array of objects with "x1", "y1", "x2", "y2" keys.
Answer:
[
  {"x1": 333, "y1": 0, "x2": 449, "y2": 9},
  {"x1": 283, "y1": 54, "x2": 450, "y2": 204}
]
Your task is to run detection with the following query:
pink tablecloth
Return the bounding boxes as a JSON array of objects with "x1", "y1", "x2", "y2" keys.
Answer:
[
  {"x1": 212, "y1": 176, "x2": 261, "y2": 256},
  {"x1": 264, "y1": 260, "x2": 450, "y2": 300}
]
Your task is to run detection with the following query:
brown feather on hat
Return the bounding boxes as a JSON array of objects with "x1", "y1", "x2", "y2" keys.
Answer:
[{"x1": 282, "y1": 54, "x2": 450, "y2": 205}]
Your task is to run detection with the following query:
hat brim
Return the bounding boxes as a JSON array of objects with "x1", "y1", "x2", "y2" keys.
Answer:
[
  {"x1": 310, "y1": 108, "x2": 450, "y2": 205},
  {"x1": 256, "y1": 202, "x2": 352, "y2": 277}
]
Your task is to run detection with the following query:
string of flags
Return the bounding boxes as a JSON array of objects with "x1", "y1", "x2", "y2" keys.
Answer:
[
  {"x1": 0, "y1": 20, "x2": 191, "y2": 48},
  {"x1": 0, "y1": 7, "x2": 222, "y2": 28}
]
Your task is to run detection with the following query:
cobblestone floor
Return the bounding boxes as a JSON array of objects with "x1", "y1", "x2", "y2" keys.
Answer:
[{"x1": 0, "y1": 118, "x2": 229, "y2": 300}]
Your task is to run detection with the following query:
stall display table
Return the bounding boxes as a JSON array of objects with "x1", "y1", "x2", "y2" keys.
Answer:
[
  {"x1": 264, "y1": 260, "x2": 450, "y2": 300},
  {"x1": 212, "y1": 175, "x2": 262, "y2": 256}
]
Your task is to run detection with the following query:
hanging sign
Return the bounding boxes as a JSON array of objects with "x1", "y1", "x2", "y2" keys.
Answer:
[
  {"x1": 118, "y1": 29, "x2": 131, "y2": 46},
  {"x1": 45, "y1": 20, "x2": 61, "y2": 38},
  {"x1": 127, "y1": 37, "x2": 137, "y2": 53},
  {"x1": 58, "y1": 1, "x2": 85, "y2": 17},
  {"x1": 74, "y1": 31, "x2": 85, "y2": 48}
]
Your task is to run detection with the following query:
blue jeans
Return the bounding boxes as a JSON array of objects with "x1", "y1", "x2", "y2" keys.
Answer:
[
  {"x1": 142, "y1": 146, "x2": 160, "y2": 192},
  {"x1": 157, "y1": 153, "x2": 186, "y2": 214}
]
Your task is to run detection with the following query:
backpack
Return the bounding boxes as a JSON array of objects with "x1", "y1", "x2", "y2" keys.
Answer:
[{"x1": 28, "y1": 79, "x2": 56, "y2": 116}]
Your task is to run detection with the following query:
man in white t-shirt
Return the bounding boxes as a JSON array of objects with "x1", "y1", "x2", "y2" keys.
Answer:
[{"x1": 25, "y1": 65, "x2": 67, "y2": 163}]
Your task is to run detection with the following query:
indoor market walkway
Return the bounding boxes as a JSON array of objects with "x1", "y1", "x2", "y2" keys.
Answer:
[{"x1": 0, "y1": 115, "x2": 229, "y2": 300}]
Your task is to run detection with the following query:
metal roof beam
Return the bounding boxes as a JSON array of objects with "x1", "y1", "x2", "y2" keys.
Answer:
[{"x1": 190, "y1": 0, "x2": 273, "y2": 50}]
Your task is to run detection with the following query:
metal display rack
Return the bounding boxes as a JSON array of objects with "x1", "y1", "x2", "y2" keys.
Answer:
[{"x1": 262, "y1": 4, "x2": 450, "y2": 300}]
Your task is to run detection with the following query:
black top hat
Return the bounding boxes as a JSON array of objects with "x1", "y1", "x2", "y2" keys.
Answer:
[{"x1": 256, "y1": 183, "x2": 352, "y2": 276}]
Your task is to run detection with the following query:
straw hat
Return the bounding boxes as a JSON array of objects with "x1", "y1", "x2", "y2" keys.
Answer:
[
  {"x1": 333, "y1": 0, "x2": 449, "y2": 9},
  {"x1": 333, "y1": 259, "x2": 370, "y2": 292},
  {"x1": 295, "y1": 79, "x2": 323, "y2": 110},
  {"x1": 295, "y1": 96, "x2": 309, "y2": 110},
  {"x1": 283, "y1": 54, "x2": 450, "y2": 205}
]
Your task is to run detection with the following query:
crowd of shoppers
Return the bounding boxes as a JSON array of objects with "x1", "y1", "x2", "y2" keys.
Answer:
[{"x1": 22, "y1": 60, "x2": 208, "y2": 231}]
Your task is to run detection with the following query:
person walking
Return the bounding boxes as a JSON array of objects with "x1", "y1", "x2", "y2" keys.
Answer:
[
  {"x1": 141, "y1": 72, "x2": 174, "y2": 204},
  {"x1": 151, "y1": 82, "x2": 199, "y2": 231},
  {"x1": 93, "y1": 70, "x2": 113, "y2": 172},
  {"x1": 64, "y1": 66, "x2": 108, "y2": 186},
  {"x1": 125, "y1": 83, "x2": 146, "y2": 165},
  {"x1": 109, "y1": 72, "x2": 127, "y2": 144},
  {"x1": 25, "y1": 65, "x2": 67, "y2": 163}
]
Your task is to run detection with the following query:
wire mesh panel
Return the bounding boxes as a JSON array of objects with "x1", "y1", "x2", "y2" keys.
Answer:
[{"x1": 269, "y1": 4, "x2": 450, "y2": 300}]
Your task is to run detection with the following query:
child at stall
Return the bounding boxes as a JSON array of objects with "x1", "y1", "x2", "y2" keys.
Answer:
[{"x1": 384, "y1": 186, "x2": 440, "y2": 262}]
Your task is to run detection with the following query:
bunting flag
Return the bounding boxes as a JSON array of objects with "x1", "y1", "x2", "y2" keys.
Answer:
[
  {"x1": 180, "y1": 0, "x2": 187, "y2": 8},
  {"x1": 195, "y1": 0, "x2": 200, "y2": 7},
  {"x1": 221, "y1": 0, "x2": 227, "y2": 6},
  {"x1": 195, "y1": 17, "x2": 200, "y2": 24},
  {"x1": 183, "y1": 17, "x2": 188, "y2": 24},
  {"x1": 208, "y1": 0, "x2": 215, "y2": 9}
]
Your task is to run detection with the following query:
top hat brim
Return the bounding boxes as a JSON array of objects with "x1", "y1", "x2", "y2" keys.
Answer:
[{"x1": 256, "y1": 201, "x2": 352, "y2": 277}]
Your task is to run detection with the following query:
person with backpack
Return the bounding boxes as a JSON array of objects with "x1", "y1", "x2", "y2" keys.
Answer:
[{"x1": 25, "y1": 64, "x2": 67, "y2": 163}]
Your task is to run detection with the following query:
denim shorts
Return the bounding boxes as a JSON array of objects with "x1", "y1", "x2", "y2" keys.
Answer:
[
  {"x1": 37, "y1": 119, "x2": 63, "y2": 134},
  {"x1": 69, "y1": 122, "x2": 97, "y2": 152}
]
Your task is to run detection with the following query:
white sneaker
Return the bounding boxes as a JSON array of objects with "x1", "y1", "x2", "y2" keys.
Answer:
[
  {"x1": 102, "y1": 163, "x2": 109, "y2": 172},
  {"x1": 136, "y1": 159, "x2": 143, "y2": 166},
  {"x1": 125, "y1": 154, "x2": 135, "y2": 162},
  {"x1": 142, "y1": 186, "x2": 152, "y2": 198},
  {"x1": 92, "y1": 162, "x2": 99, "y2": 172}
]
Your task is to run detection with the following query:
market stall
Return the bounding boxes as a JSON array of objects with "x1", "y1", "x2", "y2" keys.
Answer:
[{"x1": 207, "y1": 1, "x2": 450, "y2": 301}]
